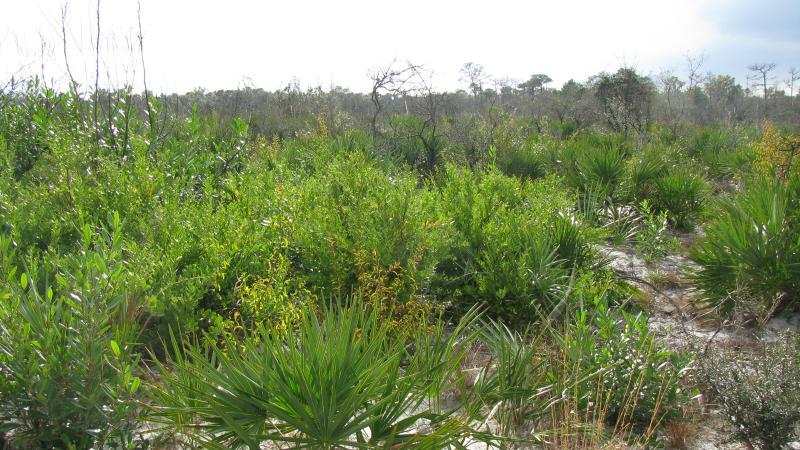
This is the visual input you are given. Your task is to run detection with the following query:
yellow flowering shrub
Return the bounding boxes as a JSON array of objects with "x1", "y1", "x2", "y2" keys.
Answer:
[
  {"x1": 756, "y1": 123, "x2": 800, "y2": 179},
  {"x1": 233, "y1": 252, "x2": 316, "y2": 336},
  {"x1": 353, "y1": 248, "x2": 436, "y2": 337}
]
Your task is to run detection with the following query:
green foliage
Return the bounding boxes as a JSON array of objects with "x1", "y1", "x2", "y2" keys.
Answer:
[
  {"x1": 634, "y1": 200, "x2": 679, "y2": 262},
  {"x1": 598, "y1": 201, "x2": 641, "y2": 246},
  {"x1": 149, "y1": 300, "x2": 486, "y2": 449},
  {"x1": 689, "y1": 126, "x2": 756, "y2": 180},
  {"x1": 290, "y1": 151, "x2": 440, "y2": 301},
  {"x1": 384, "y1": 114, "x2": 444, "y2": 175},
  {"x1": 0, "y1": 79, "x2": 776, "y2": 447},
  {"x1": 475, "y1": 322, "x2": 548, "y2": 437},
  {"x1": 557, "y1": 134, "x2": 628, "y2": 199},
  {"x1": 433, "y1": 167, "x2": 592, "y2": 324},
  {"x1": 652, "y1": 168, "x2": 707, "y2": 229},
  {"x1": 556, "y1": 295, "x2": 692, "y2": 430},
  {"x1": 691, "y1": 175, "x2": 800, "y2": 316},
  {"x1": 576, "y1": 145, "x2": 626, "y2": 195},
  {"x1": 0, "y1": 80, "x2": 66, "y2": 178},
  {"x1": 548, "y1": 213, "x2": 596, "y2": 269},
  {"x1": 696, "y1": 332, "x2": 800, "y2": 450},
  {"x1": 624, "y1": 146, "x2": 668, "y2": 203},
  {"x1": 494, "y1": 143, "x2": 545, "y2": 181},
  {"x1": 553, "y1": 119, "x2": 579, "y2": 139},
  {"x1": 0, "y1": 216, "x2": 142, "y2": 449},
  {"x1": 232, "y1": 252, "x2": 315, "y2": 336}
]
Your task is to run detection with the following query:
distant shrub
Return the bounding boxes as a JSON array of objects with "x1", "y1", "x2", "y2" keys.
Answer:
[
  {"x1": 384, "y1": 114, "x2": 444, "y2": 174},
  {"x1": 554, "y1": 119, "x2": 579, "y2": 139},
  {"x1": 444, "y1": 113, "x2": 492, "y2": 169}
]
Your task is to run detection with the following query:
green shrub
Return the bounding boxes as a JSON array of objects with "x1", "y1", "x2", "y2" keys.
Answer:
[
  {"x1": 127, "y1": 170, "x2": 290, "y2": 339},
  {"x1": 290, "y1": 152, "x2": 440, "y2": 301},
  {"x1": 689, "y1": 126, "x2": 755, "y2": 180},
  {"x1": 0, "y1": 217, "x2": 142, "y2": 449},
  {"x1": 625, "y1": 146, "x2": 668, "y2": 202},
  {"x1": 474, "y1": 321, "x2": 548, "y2": 437},
  {"x1": 634, "y1": 200, "x2": 679, "y2": 262},
  {"x1": 443, "y1": 113, "x2": 492, "y2": 169},
  {"x1": 554, "y1": 119, "x2": 579, "y2": 139},
  {"x1": 433, "y1": 167, "x2": 588, "y2": 324},
  {"x1": 494, "y1": 144, "x2": 545, "y2": 181},
  {"x1": 232, "y1": 251, "x2": 315, "y2": 336},
  {"x1": 557, "y1": 295, "x2": 693, "y2": 430},
  {"x1": 576, "y1": 145, "x2": 626, "y2": 194},
  {"x1": 652, "y1": 168, "x2": 707, "y2": 229},
  {"x1": 548, "y1": 213, "x2": 596, "y2": 269},
  {"x1": 475, "y1": 220, "x2": 568, "y2": 321},
  {"x1": 384, "y1": 114, "x2": 444, "y2": 174},
  {"x1": 691, "y1": 175, "x2": 800, "y2": 316},
  {"x1": 556, "y1": 134, "x2": 628, "y2": 198},
  {"x1": 598, "y1": 201, "x2": 641, "y2": 245},
  {"x1": 149, "y1": 300, "x2": 487, "y2": 449},
  {"x1": 696, "y1": 332, "x2": 800, "y2": 449}
]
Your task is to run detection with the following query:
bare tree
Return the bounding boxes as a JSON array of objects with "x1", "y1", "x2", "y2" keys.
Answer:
[
  {"x1": 60, "y1": 4, "x2": 79, "y2": 93},
  {"x1": 787, "y1": 67, "x2": 799, "y2": 106},
  {"x1": 685, "y1": 53, "x2": 707, "y2": 90},
  {"x1": 409, "y1": 68, "x2": 446, "y2": 175},
  {"x1": 137, "y1": 0, "x2": 155, "y2": 132},
  {"x1": 657, "y1": 70, "x2": 686, "y2": 136},
  {"x1": 368, "y1": 61, "x2": 420, "y2": 140},
  {"x1": 459, "y1": 62, "x2": 489, "y2": 97},
  {"x1": 93, "y1": 0, "x2": 101, "y2": 142},
  {"x1": 748, "y1": 63, "x2": 777, "y2": 119}
]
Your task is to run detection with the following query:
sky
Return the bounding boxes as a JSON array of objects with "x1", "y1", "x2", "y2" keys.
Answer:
[{"x1": 1, "y1": 0, "x2": 798, "y2": 94}]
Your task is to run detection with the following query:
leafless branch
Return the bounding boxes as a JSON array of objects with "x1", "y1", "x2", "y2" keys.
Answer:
[{"x1": 137, "y1": 0, "x2": 155, "y2": 132}]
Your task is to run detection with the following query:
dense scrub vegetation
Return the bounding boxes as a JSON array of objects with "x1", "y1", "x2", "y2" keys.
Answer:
[{"x1": 0, "y1": 70, "x2": 798, "y2": 449}]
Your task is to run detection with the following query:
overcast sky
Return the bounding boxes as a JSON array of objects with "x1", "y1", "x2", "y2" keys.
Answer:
[{"x1": 1, "y1": 0, "x2": 798, "y2": 94}]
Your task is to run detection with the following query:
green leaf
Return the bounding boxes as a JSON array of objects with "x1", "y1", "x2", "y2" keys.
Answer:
[
  {"x1": 110, "y1": 340, "x2": 121, "y2": 357},
  {"x1": 130, "y1": 377, "x2": 141, "y2": 394}
]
